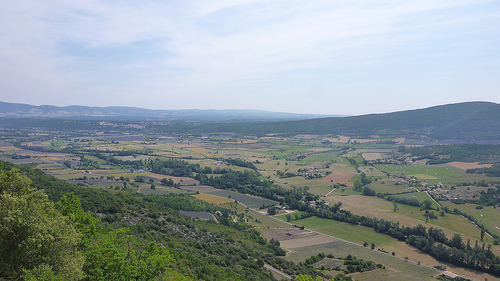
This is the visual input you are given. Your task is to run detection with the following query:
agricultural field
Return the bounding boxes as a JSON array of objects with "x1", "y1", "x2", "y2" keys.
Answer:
[
  {"x1": 2, "y1": 128, "x2": 500, "y2": 280},
  {"x1": 367, "y1": 181, "x2": 421, "y2": 194},
  {"x1": 207, "y1": 190, "x2": 278, "y2": 209},
  {"x1": 374, "y1": 164, "x2": 461, "y2": 183},
  {"x1": 283, "y1": 240, "x2": 439, "y2": 281},
  {"x1": 269, "y1": 212, "x2": 499, "y2": 281},
  {"x1": 192, "y1": 194, "x2": 233, "y2": 204},
  {"x1": 440, "y1": 201, "x2": 500, "y2": 238},
  {"x1": 324, "y1": 195, "x2": 497, "y2": 247}
]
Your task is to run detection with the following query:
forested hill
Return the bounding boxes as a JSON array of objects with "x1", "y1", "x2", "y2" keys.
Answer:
[{"x1": 197, "y1": 102, "x2": 500, "y2": 140}]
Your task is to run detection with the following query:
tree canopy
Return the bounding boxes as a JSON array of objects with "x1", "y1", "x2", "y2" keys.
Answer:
[{"x1": 0, "y1": 167, "x2": 84, "y2": 280}]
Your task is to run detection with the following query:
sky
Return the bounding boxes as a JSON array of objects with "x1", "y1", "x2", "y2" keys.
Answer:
[{"x1": 1, "y1": 0, "x2": 499, "y2": 115}]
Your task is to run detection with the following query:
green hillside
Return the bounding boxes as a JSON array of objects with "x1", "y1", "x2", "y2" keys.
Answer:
[{"x1": 198, "y1": 101, "x2": 500, "y2": 139}]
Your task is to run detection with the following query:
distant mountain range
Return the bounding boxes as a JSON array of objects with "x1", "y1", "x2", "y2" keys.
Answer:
[
  {"x1": 0, "y1": 101, "x2": 336, "y2": 122},
  {"x1": 1, "y1": 101, "x2": 499, "y2": 140}
]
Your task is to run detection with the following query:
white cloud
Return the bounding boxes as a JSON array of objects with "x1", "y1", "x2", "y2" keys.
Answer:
[{"x1": 0, "y1": 0, "x2": 498, "y2": 113}]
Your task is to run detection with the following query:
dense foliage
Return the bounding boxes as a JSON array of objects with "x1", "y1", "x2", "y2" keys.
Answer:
[
  {"x1": 302, "y1": 252, "x2": 381, "y2": 275},
  {"x1": 404, "y1": 144, "x2": 500, "y2": 164},
  {"x1": 1, "y1": 161, "x2": 330, "y2": 280},
  {"x1": 0, "y1": 167, "x2": 84, "y2": 280},
  {"x1": 197, "y1": 169, "x2": 320, "y2": 209},
  {"x1": 467, "y1": 165, "x2": 500, "y2": 177}
]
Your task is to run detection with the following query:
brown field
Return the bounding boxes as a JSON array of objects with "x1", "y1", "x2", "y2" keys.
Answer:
[
  {"x1": 0, "y1": 146, "x2": 21, "y2": 151},
  {"x1": 267, "y1": 229, "x2": 315, "y2": 241},
  {"x1": 447, "y1": 161, "x2": 493, "y2": 170},
  {"x1": 320, "y1": 172, "x2": 354, "y2": 186},
  {"x1": 323, "y1": 136, "x2": 350, "y2": 143},
  {"x1": 392, "y1": 138, "x2": 405, "y2": 144},
  {"x1": 239, "y1": 140, "x2": 259, "y2": 144},
  {"x1": 187, "y1": 147, "x2": 213, "y2": 157},
  {"x1": 192, "y1": 194, "x2": 233, "y2": 204},
  {"x1": 278, "y1": 233, "x2": 336, "y2": 249}
]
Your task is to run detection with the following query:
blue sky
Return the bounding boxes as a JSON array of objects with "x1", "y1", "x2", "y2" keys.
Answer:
[{"x1": 1, "y1": 0, "x2": 499, "y2": 115}]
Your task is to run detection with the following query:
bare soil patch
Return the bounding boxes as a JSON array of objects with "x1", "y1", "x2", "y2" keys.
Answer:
[
  {"x1": 393, "y1": 138, "x2": 405, "y2": 144},
  {"x1": 268, "y1": 229, "x2": 315, "y2": 241},
  {"x1": 192, "y1": 194, "x2": 233, "y2": 204},
  {"x1": 278, "y1": 234, "x2": 336, "y2": 249},
  {"x1": 320, "y1": 172, "x2": 354, "y2": 186},
  {"x1": 447, "y1": 161, "x2": 493, "y2": 170},
  {"x1": 323, "y1": 136, "x2": 350, "y2": 143},
  {"x1": 0, "y1": 146, "x2": 21, "y2": 151}
]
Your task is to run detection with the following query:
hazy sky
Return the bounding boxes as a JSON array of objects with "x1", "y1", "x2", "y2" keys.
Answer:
[{"x1": 1, "y1": 0, "x2": 499, "y2": 115}]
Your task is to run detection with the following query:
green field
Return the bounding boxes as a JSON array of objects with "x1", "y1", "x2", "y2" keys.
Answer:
[
  {"x1": 295, "y1": 217, "x2": 395, "y2": 246},
  {"x1": 284, "y1": 241, "x2": 439, "y2": 281},
  {"x1": 440, "y1": 201, "x2": 500, "y2": 238},
  {"x1": 374, "y1": 164, "x2": 461, "y2": 183}
]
